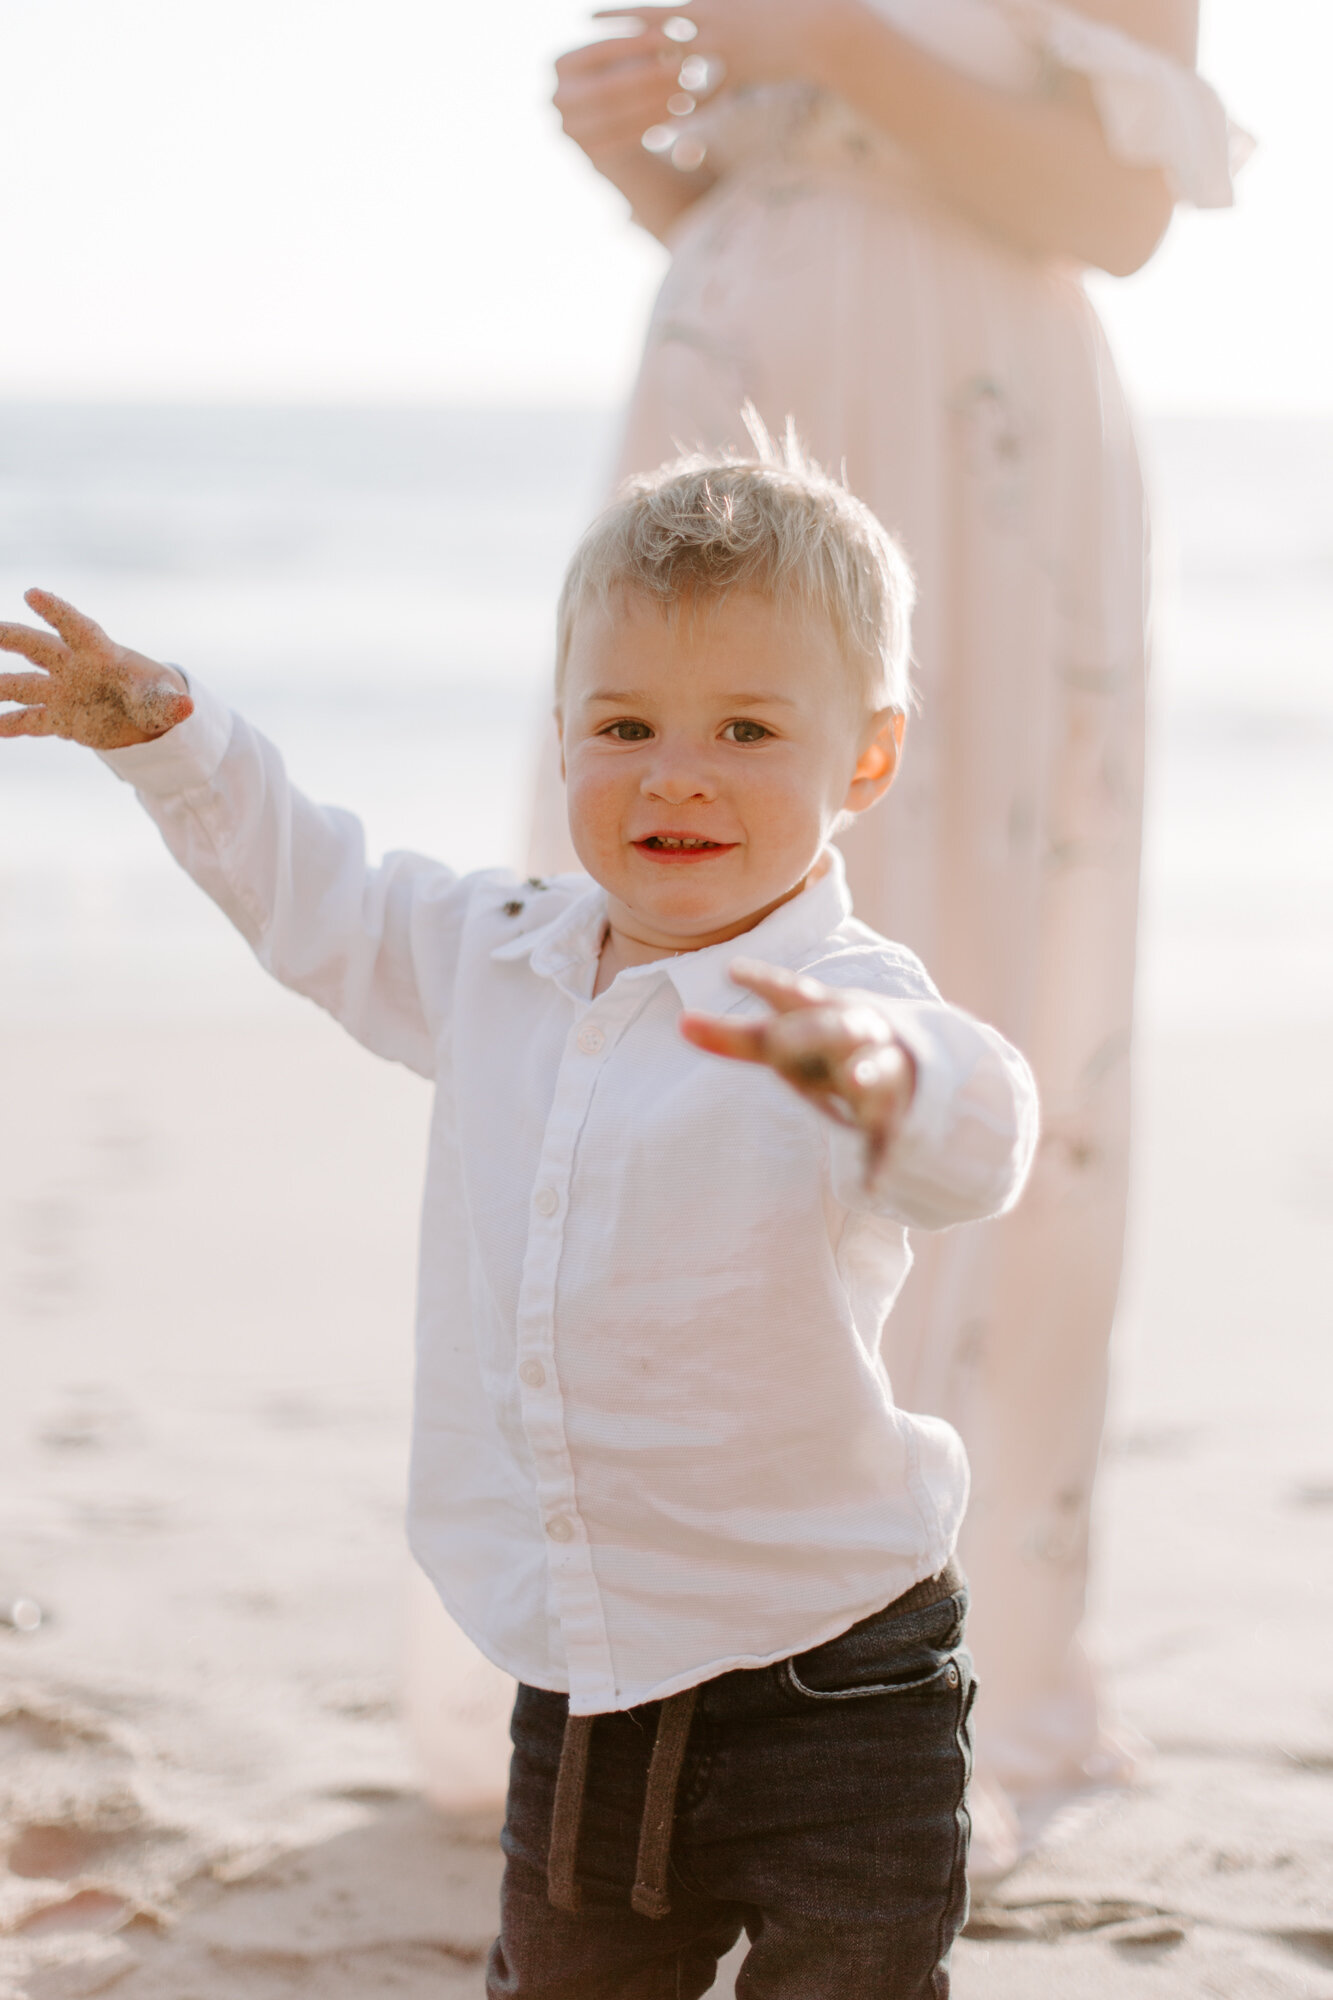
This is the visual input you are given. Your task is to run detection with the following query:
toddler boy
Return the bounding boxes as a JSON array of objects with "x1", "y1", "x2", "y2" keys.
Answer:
[{"x1": 0, "y1": 440, "x2": 1036, "y2": 1998}]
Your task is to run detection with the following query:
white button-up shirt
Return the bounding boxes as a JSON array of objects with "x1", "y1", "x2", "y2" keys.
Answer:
[{"x1": 104, "y1": 686, "x2": 1038, "y2": 1715}]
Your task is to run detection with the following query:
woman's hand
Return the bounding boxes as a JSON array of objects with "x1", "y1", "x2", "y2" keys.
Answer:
[
  {"x1": 0, "y1": 589, "x2": 192, "y2": 750},
  {"x1": 681, "y1": 959, "x2": 916, "y2": 1180},
  {"x1": 592, "y1": 1, "x2": 861, "y2": 94},
  {"x1": 554, "y1": 32, "x2": 685, "y2": 170}
]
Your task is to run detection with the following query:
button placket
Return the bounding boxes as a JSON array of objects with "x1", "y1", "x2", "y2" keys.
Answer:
[{"x1": 509, "y1": 995, "x2": 635, "y2": 1708}]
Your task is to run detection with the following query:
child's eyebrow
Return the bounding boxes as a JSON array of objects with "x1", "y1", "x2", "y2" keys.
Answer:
[{"x1": 582, "y1": 689, "x2": 798, "y2": 708}]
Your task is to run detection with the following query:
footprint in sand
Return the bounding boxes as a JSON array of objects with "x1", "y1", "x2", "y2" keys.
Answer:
[
  {"x1": 0, "y1": 1703, "x2": 181, "y2": 1952},
  {"x1": 9, "y1": 1821, "x2": 140, "y2": 1881},
  {"x1": 14, "y1": 1886, "x2": 135, "y2": 1938}
]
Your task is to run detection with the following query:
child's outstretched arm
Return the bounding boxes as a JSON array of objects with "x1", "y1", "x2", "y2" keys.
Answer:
[
  {"x1": 681, "y1": 958, "x2": 1038, "y2": 1228},
  {"x1": 1, "y1": 590, "x2": 464, "y2": 1078},
  {"x1": 0, "y1": 589, "x2": 194, "y2": 747}
]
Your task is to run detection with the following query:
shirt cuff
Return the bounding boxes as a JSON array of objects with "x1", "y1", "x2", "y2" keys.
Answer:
[{"x1": 97, "y1": 675, "x2": 233, "y2": 795}]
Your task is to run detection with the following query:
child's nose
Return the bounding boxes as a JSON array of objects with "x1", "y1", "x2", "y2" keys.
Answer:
[{"x1": 641, "y1": 743, "x2": 717, "y2": 804}]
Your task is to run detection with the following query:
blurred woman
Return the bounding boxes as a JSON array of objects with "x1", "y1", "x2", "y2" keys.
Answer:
[{"x1": 535, "y1": 0, "x2": 1248, "y2": 1872}]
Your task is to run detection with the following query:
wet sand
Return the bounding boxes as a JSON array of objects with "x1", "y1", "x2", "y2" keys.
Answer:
[{"x1": 2, "y1": 1008, "x2": 1330, "y2": 1998}]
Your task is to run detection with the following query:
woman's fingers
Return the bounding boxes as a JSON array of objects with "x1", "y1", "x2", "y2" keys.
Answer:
[
  {"x1": 593, "y1": 6, "x2": 699, "y2": 33},
  {"x1": 557, "y1": 32, "x2": 673, "y2": 76},
  {"x1": 556, "y1": 80, "x2": 676, "y2": 143},
  {"x1": 555, "y1": 42, "x2": 681, "y2": 147}
]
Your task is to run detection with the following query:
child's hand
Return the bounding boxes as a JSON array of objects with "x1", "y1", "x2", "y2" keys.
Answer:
[
  {"x1": 680, "y1": 958, "x2": 916, "y2": 1178},
  {"x1": 0, "y1": 589, "x2": 192, "y2": 750}
]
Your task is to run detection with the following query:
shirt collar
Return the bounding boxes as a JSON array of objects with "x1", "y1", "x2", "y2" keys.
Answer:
[
  {"x1": 492, "y1": 851, "x2": 851, "y2": 1014},
  {"x1": 664, "y1": 849, "x2": 852, "y2": 1016},
  {"x1": 490, "y1": 878, "x2": 609, "y2": 988}
]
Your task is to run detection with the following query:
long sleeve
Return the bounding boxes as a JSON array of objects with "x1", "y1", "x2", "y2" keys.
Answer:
[
  {"x1": 99, "y1": 682, "x2": 474, "y2": 1078},
  {"x1": 827, "y1": 994, "x2": 1039, "y2": 1230}
]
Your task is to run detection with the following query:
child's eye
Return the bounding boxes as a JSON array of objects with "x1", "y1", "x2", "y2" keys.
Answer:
[
  {"x1": 602, "y1": 719, "x2": 653, "y2": 741},
  {"x1": 723, "y1": 719, "x2": 772, "y2": 744}
]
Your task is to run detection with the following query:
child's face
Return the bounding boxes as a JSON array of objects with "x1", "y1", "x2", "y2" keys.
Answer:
[{"x1": 559, "y1": 589, "x2": 901, "y2": 953}]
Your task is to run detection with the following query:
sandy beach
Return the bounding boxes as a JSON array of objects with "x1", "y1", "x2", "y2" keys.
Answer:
[{"x1": 2, "y1": 995, "x2": 1330, "y2": 2000}]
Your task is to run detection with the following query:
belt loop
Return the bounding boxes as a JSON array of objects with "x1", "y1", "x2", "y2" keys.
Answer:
[
  {"x1": 631, "y1": 1685, "x2": 700, "y2": 1920},
  {"x1": 547, "y1": 1710, "x2": 595, "y2": 1914}
]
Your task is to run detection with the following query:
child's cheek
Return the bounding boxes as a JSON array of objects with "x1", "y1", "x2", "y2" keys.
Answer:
[
  {"x1": 564, "y1": 758, "x2": 623, "y2": 868},
  {"x1": 745, "y1": 767, "x2": 823, "y2": 861}
]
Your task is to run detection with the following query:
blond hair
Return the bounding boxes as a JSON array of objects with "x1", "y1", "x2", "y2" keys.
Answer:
[{"x1": 555, "y1": 413, "x2": 915, "y2": 713}]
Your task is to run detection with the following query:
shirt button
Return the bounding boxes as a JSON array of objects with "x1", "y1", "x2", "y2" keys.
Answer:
[
  {"x1": 534, "y1": 1186, "x2": 559, "y2": 1217},
  {"x1": 519, "y1": 1359, "x2": 546, "y2": 1389},
  {"x1": 546, "y1": 1515, "x2": 574, "y2": 1543},
  {"x1": 577, "y1": 1023, "x2": 605, "y2": 1055}
]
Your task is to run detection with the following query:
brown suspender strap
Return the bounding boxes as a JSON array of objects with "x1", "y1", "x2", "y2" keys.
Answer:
[
  {"x1": 547, "y1": 1710, "x2": 595, "y2": 1915},
  {"x1": 631, "y1": 1685, "x2": 700, "y2": 1919}
]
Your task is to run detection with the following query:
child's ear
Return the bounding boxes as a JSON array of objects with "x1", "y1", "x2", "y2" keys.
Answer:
[
  {"x1": 843, "y1": 710, "x2": 905, "y2": 818},
  {"x1": 555, "y1": 707, "x2": 566, "y2": 784}
]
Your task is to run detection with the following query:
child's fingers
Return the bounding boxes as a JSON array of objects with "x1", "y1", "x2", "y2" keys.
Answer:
[
  {"x1": 684, "y1": 1002, "x2": 869, "y2": 1089},
  {"x1": 761, "y1": 1004, "x2": 879, "y2": 1080},
  {"x1": 23, "y1": 589, "x2": 107, "y2": 651},
  {"x1": 727, "y1": 958, "x2": 832, "y2": 1015},
  {"x1": 0, "y1": 671, "x2": 51, "y2": 705},
  {"x1": 0, "y1": 623, "x2": 66, "y2": 671},
  {"x1": 678, "y1": 1011, "x2": 770, "y2": 1062},
  {"x1": 0, "y1": 705, "x2": 51, "y2": 738}
]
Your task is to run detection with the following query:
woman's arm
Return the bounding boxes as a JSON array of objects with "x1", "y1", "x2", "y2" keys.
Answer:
[
  {"x1": 806, "y1": 0, "x2": 1190, "y2": 274},
  {"x1": 1067, "y1": 0, "x2": 1197, "y2": 67},
  {"x1": 590, "y1": 0, "x2": 1201, "y2": 273}
]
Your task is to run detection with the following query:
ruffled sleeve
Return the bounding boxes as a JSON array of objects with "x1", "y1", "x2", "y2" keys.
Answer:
[{"x1": 999, "y1": 0, "x2": 1254, "y2": 208}]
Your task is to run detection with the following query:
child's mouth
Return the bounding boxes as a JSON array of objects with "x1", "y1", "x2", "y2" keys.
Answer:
[{"x1": 634, "y1": 836, "x2": 735, "y2": 862}]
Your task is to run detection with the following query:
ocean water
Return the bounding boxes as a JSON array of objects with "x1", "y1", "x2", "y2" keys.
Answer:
[{"x1": 0, "y1": 403, "x2": 1330, "y2": 1028}]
